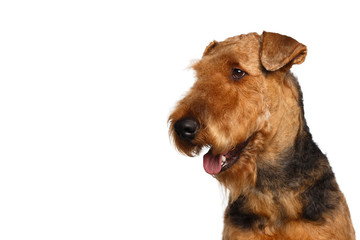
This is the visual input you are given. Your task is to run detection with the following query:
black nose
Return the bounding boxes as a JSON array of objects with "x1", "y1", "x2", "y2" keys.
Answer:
[{"x1": 174, "y1": 118, "x2": 199, "y2": 141}]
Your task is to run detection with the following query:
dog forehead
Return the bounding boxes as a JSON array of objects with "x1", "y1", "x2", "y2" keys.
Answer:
[
  {"x1": 195, "y1": 33, "x2": 262, "y2": 75},
  {"x1": 223, "y1": 32, "x2": 260, "y2": 47}
]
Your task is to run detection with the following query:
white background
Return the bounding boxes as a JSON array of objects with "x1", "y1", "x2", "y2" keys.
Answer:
[{"x1": 0, "y1": 0, "x2": 359, "y2": 239}]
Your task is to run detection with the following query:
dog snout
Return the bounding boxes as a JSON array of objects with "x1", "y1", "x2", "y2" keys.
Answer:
[{"x1": 174, "y1": 118, "x2": 199, "y2": 142}]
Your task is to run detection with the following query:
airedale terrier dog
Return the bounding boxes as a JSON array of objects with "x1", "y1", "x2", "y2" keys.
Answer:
[{"x1": 168, "y1": 32, "x2": 355, "y2": 239}]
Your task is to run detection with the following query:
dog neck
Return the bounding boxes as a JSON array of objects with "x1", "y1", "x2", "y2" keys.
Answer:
[
  {"x1": 259, "y1": 71, "x2": 305, "y2": 163},
  {"x1": 222, "y1": 71, "x2": 307, "y2": 202},
  {"x1": 224, "y1": 72, "x2": 341, "y2": 230}
]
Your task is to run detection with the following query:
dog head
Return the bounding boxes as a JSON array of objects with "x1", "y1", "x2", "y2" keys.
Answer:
[{"x1": 169, "y1": 32, "x2": 307, "y2": 196}]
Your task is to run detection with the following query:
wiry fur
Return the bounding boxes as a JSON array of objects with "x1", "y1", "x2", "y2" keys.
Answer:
[{"x1": 168, "y1": 32, "x2": 355, "y2": 239}]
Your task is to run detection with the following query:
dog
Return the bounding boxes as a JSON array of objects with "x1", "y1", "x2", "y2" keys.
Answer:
[{"x1": 168, "y1": 31, "x2": 355, "y2": 239}]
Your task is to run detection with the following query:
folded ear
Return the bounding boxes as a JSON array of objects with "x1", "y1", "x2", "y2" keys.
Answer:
[
  {"x1": 203, "y1": 40, "x2": 218, "y2": 56},
  {"x1": 260, "y1": 31, "x2": 307, "y2": 71}
]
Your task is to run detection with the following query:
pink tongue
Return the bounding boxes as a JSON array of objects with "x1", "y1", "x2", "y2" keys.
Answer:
[{"x1": 203, "y1": 149, "x2": 222, "y2": 175}]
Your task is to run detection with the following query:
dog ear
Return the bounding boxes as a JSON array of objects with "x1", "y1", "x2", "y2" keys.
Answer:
[
  {"x1": 260, "y1": 31, "x2": 307, "y2": 71},
  {"x1": 203, "y1": 40, "x2": 218, "y2": 56}
]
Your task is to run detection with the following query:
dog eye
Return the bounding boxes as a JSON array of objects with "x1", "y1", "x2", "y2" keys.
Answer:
[{"x1": 231, "y1": 68, "x2": 246, "y2": 81}]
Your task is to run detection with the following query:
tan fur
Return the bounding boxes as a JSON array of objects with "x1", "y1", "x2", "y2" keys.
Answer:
[{"x1": 168, "y1": 32, "x2": 355, "y2": 239}]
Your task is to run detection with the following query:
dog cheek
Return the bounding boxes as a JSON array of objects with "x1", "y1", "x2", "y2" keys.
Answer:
[
  {"x1": 231, "y1": 99, "x2": 266, "y2": 141},
  {"x1": 255, "y1": 109, "x2": 271, "y2": 133}
]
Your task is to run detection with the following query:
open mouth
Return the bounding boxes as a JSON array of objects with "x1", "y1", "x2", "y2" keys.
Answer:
[{"x1": 203, "y1": 137, "x2": 252, "y2": 175}]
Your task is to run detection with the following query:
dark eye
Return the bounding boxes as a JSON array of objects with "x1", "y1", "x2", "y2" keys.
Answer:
[{"x1": 231, "y1": 68, "x2": 246, "y2": 81}]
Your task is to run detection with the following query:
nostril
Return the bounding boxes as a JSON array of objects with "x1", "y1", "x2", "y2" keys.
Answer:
[{"x1": 174, "y1": 118, "x2": 199, "y2": 141}]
